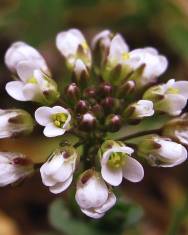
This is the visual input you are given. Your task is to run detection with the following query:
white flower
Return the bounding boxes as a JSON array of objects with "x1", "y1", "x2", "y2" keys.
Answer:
[
  {"x1": 0, "y1": 109, "x2": 34, "y2": 138},
  {"x1": 0, "y1": 152, "x2": 33, "y2": 186},
  {"x1": 107, "y1": 34, "x2": 129, "y2": 65},
  {"x1": 6, "y1": 61, "x2": 59, "y2": 105},
  {"x1": 35, "y1": 106, "x2": 71, "y2": 137},
  {"x1": 125, "y1": 100, "x2": 154, "y2": 120},
  {"x1": 91, "y1": 29, "x2": 112, "y2": 50},
  {"x1": 75, "y1": 170, "x2": 116, "y2": 219},
  {"x1": 144, "y1": 79, "x2": 188, "y2": 116},
  {"x1": 138, "y1": 136, "x2": 187, "y2": 167},
  {"x1": 125, "y1": 47, "x2": 168, "y2": 85},
  {"x1": 5, "y1": 41, "x2": 49, "y2": 74},
  {"x1": 56, "y1": 29, "x2": 91, "y2": 68},
  {"x1": 162, "y1": 114, "x2": 188, "y2": 146},
  {"x1": 100, "y1": 141, "x2": 144, "y2": 186},
  {"x1": 40, "y1": 147, "x2": 78, "y2": 194}
]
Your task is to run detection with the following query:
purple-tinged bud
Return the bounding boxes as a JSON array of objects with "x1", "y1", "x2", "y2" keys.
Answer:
[
  {"x1": 101, "y1": 97, "x2": 120, "y2": 113},
  {"x1": 75, "y1": 100, "x2": 89, "y2": 114},
  {"x1": 91, "y1": 104, "x2": 104, "y2": 119},
  {"x1": 98, "y1": 83, "x2": 112, "y2": 97},
  {"x1": 66, "y1": 83, "x2": 80, "y2": 102},
  {"x1": 79, "y1": 113, "x2": 96, "y2": 131},
  {"x1": 117, "y1": 80, "x2": 136, "y2": 98},
  {"x1": 105, "y1": 114, "x2": 122, "y2": 132}
]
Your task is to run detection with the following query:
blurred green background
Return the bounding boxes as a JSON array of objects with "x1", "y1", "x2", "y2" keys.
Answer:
[{"x1": 1, "y1": 0, "x2": 188, "y2": 235}]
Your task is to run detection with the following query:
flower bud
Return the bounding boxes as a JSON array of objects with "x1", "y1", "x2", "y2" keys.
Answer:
[
  {"x1": 98, "y1": 83, "x2": 112, "y2": 97},
  {"x1": 137, "y1": 135, "x2": 187, "y2": 167},
  {"x1": 79, "y1": 113, "x2": 96, "y2": 130},
  {"x1": 162, "y1": 113, "x2": 188, "y2": 146},
  {"x1": 66, "y1": 83, "x2": 80, "y2": 103},
  {"x1": 91, "y1": 104, "x2": 104, "y2": 119},
  {"x1": 5, "y1": 41, "x2": 49, "y2": 74},
  {"x1": 123, "y1": 100, "x2": 154, "y2": 121},
  {"x1": 105, "y1": 114, "x2": 122, "y2": 132},
  {"x1": 75, "y1": 169, "x2": 116, "y2": 219},
  {"x1": 143, "y1": 79, "x2": 188, "y2": 116},
  {"x1": 56, "y1": 29, "x2": 91, "y2": 69},
  {"x1": 116, "y1": 80, "x2": 135, "y2": 98},
  {"x1": 40, "y1": 146, "x2": 78, "y2": 194},
  {"x1": 0, "y1": 152, "x2": 33, "y2": 186},
  {"x1": 6, "y1": 61, "x2": 59, "y2": 105},
  {"x1": 0, "y1": 109, "x2": 34, "y2": 138},
  {"x1": 101, "y1": 97, "x2": 120, "y2": 113},
  {"x1": 73, "y1": 59, "x2": 89, "y2": 85},
  {"x1": 75, "y1": 100, "x2": 89, "y2": 114}
]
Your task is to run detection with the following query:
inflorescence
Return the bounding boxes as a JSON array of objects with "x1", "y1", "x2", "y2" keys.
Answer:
[{"x1": 1, "y1": 29, "x2": 188, "y2": 219}]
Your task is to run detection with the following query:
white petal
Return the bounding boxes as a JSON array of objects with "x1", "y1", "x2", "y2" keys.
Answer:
[
  {"x1": 16, "y1": 61, "x2": 36, "y2": 82},
  {"x1": 165, "y1": 94, "x2": 187, "y2": 116},
  {"x1": 81, "y1": 208, "x2": 105, "y2": 219},
  {"x1": 40, "y1": 170, "x2": 57, "y2": 187},
  {"x1": 5, "y1": 81, "x2": 29, "y2": 101},
  {"x1": 91, "y1": 29, "x2": 111, "y2": 49},
  {"x1": 41, "y1": 154, "x2": 64, "y2": 175},
  {"x1": 172, "y1": 81, "x2": 188, "y2": 99},
  {"x1": 75, "y1": 175, "x2": 108, "y2": 209},
  {"x1": 95, "y1": 192, "x2": 116, "y2": 213},
  {"x1": 43, "y1": 123, "x2": 66, "y2": 137},
  {"x1": 52, "y1": 161, "x2": 74, "y2": 182},
  {"x1": 49, "y1": 175, "x2": 73, "y2": 194},
  {"x1": 123, "y1": 157, "x2": 144, "y2": 182},
  {"x1": 101, "y1": 164, "x2": 123, "y2": 186},
  {"x1": 22, "y1": 83, "x2": 41, "y2": 101},
  {"x1": 35, "y1": 106, "x2": 52, "y2": 126}
]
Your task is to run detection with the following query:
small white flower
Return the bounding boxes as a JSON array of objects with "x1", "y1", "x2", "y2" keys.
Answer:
[
  {"x1": 125, "y1": 100, "x2": 154, "y2": 120},
  {"x1": 91, "y1": 29, "x2": 112, "y2": 50},
  {"x1": 100, "y1": 141, "x2": 144, "y2": 186},
  {"x1": 0, "y1": 109, "x2": 34, "y2": 138},
  {"x1": 138, "y1": 136, "x2": 187, "y2": 167},
  {"x1": 40, "y1": 147, "x2": 78, "y2": 194},
  {"x1": 125, "y1": 47, "x2": 168, "y2": 85},
  {"x1": 35, "y1": 106, "x2": 71, "y2": 137},
  {"x1": 6, "y1": 61, "x2": 59, "y2": 104},
  {"x1": 74, "y1": 59, "x2": 89, "y2": 80},
  {"x1": 162, "y1": 114, "x2": 188, "y2": 146},
  {"x1": 107, "y1": 34, "x2": 129, "y2": 65},
  {"x1": 75, "y1": 170, "x2": 116, "y2": 219},
  {"x1": 144, "y1": 79, "x2": 188, "y2": 116},
  {"x1": 56, "y1": 29, "x2": 91, "y2": 68},
  {"x1": 5, "y1": 41, "x2": 49, "y2": 74},
  {"x1": 0, "y1": 152, "x2": 33, "y2": 186}
]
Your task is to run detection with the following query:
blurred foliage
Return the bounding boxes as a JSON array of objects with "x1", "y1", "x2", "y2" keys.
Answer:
[{"x1": 49, "y1": 197, "x2": 143, "y2": 235}]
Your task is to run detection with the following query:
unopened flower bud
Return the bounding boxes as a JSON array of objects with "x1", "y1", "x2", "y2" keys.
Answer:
[
  {"x1": 0, "y1": 109, "x2": 34, "y2": 138},
  {"x1": 162, "y1": 113, "x2": 188, "y2": 146},
  {"x1": 75, "y1": 100, "x2": 89, "y2": 114},
  {"x1": 91, "y1": 104, "x2": 104, "y2": 119},
  {"x1": 73, "y1": 59, "x2": 89, "y2": 85},
  {"x1": 101, "y1": 97, "x2": 120, "y2": 113},
  {"x1": 105, "y1": 114, "x2": 122, "y2": 132},
  {"x1": 40, "y1": 146, "x2": 78, "y2": 194},
  {"x1": 79, "y1": 113, "x2": 96, "y2": 130},
  {"x1": 0, "y1": 152, "x2": 33, "y2": 186},
  {"x1": 66, "y1": 83, "x2": 80, "y2": 103},
  {"x1": 98, "y1": 83, "x2": 112, "y2": 97},
  {"x1": 123, "y1": 100, "x2": 154, "y2": 121},
  {"x1": 117, "y1": 80, "x2": 135, "y2": 98},
  {"x1": 75, "y1": 169, "x2": 116, "y2": 219},
  {"x1": 5, "y1": 41, "x2": 49, "y2": 74},
  {"x1": 137, "y1": 135, "x2": 187, "y2": 167}
]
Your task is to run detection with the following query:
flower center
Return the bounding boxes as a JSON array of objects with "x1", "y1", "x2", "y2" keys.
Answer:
[
  {"x1": 167, "y1": 87, "x2": 179, "y2": 94},
  {"x1": 82, "y1": 41, "x2": 88, "y2": 50},
  {"x1": 122, "y1": 52, "x2": 129, "y2": 61},
  {"x1": 51, "y1": 113, "x2": 68, "y2": 128},
  {"x1": 27, "y1": 76, "x2": 38, "y2": 84},
  {"x1": 108, "y1": 152, "x2": 128, "y2": 169}
]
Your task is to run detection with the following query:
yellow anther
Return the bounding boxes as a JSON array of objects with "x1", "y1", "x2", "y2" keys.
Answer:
[
  {"x1": 51, "y1": 113, "x2": 68, "y2": 128},
  {"x1": 107, "y1": 152, "x2": 127, "y2": 169},
  {"x1": 82, "y1": 41, "x2": 88, "y2": 50},
  {"x1": 122, "y1": 52, "x2": 129, "y2": 61},
  {"x1": 27, "y1": 76, "x2": 37, "y2": 84},
  {"x1": 167, "y1": 87, "x2": 179, "y2": 94}
]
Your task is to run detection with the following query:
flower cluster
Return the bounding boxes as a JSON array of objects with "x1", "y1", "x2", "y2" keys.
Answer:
[{"x1": 1, "y1": 29, "x2": 188, "y2": 219}]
